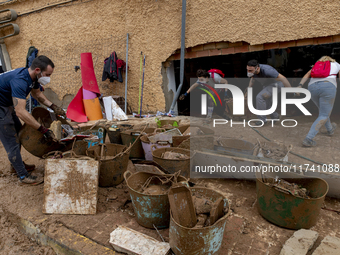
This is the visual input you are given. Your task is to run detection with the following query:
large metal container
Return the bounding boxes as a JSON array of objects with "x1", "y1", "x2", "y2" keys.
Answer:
[
  {"x1": 19, "y1": 107, "x2": 67, "y2": 158},
  {"x1": 124, "y1": 171, "x2": 187, "y2": 229},
  {"x1": 152, "y1": 147, "x2": 191, "y2": 178},
  {"x1": 87, "y1": 143, "x2": 130, "y2": 187},
  {"x1": 169, "y1": 187, "x2": 230, "y2": 255},
  {"x1": 255, "y1": 171, "x2": 328, "y2": 229}
]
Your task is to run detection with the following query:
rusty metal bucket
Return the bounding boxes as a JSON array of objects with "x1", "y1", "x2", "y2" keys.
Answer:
[
  {"x1": 255, "y1": 171, "x2": 328, "y2": 229},
  {"x1": 169, "y1": 187, "x2": 230, "y2": 255},
  {"x1": 87, "y1": 143, "x2": 130, "y2": 187},
  {"x1": 152, "y1": 147, "x2": 192, "y2": 178},
  {"x1": 19, "y1": 107, "x2": 67, "y2": 158},
  {"x1": 124, "y1": 171, "x2": 188, "y2": 229}
]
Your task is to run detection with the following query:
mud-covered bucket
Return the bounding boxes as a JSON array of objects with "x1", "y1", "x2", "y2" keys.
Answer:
[
  {"x1": 87, "y1": 143, "x2": 130, "y2": 187},
  {"x1": 169, "y1": 187, "x2": 230, "y2": 255},
  {"x1": 124, "y1": 171, "x2": 187, "y2": 229},
  {"x1": 172, "y1": 125, "x2": 214, "y2": 150},
  {"x1": 157, "y1": 119, "x2": 180, "y2": 129},
  {"x1": 255, "y1": 171, "x2": 328, "y2": 229},
  {"x1": 121, "y1": 128, "x2": 155, "y2": 158},
  {"x1": 107, "y1": 124, "x2": 133, "y2": 144},
  {"x1": 140, "y1": 135, "x2": 171, "y2": 161},
  {"x1": 152, "y1": 147, "x2": 192, "y2": 178},
  {"x1": 19, "y1": 107, "x2": 67, "y2": 157}
]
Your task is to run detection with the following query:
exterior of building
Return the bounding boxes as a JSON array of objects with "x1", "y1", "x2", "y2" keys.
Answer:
[{"x1": 1, "y1": 0, "x2": 340, "y2": 113}]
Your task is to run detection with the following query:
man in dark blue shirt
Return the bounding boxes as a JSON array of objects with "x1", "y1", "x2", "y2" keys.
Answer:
[
  {"x1": 0, "y1": 55, "x2": 66, "y2": 185},
  {"x1": 246, "y1": 59, "x2": 291, "y2": 126}
]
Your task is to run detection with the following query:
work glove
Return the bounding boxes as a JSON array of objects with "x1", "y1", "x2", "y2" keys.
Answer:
[
  {"x1": 179, "y1": 92, "x2": 188, "y2": 100},
  {"x1": 38, "y1": 125, "x2": 56, "y2": 142},
  {"x1": 50, "y1": 103, "x2": 66, "y2": 119}
]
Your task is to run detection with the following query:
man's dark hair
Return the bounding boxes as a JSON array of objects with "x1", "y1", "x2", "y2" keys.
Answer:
[
  {"x1": 30, "y1": 55, "x2": 54, "y2": 71},
  {"x1": 247, "y1": 59, "x2": 259, "y2": 67},
  {"x1": 196, "y1": 69, "x2": 210, "y2": 78}
]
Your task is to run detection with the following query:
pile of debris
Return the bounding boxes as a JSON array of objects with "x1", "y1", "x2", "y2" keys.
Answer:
[
  {"x1": 161, "y1": 151, "x2": 190, "y2": 160},
  {"x1": 263, "y1": 175, "x2": 310, "y2": 199},
  {"x1": 254, "y1": 140, "x2": 291, "y2": 162},
  {"x1": 192, "y1": 194, "x2": 228, "y2": 228}
]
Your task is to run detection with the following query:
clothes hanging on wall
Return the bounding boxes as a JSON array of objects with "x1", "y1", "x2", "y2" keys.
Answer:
[
  {"x1": 102, "y1": 52, "x2": 127, "y2": 83},
  {"x1": 102, "y1": 51, "x2": 120, "y2": 82},
  {"x1": 26, "y1": 46, "x2": 38, "y2": 68}
]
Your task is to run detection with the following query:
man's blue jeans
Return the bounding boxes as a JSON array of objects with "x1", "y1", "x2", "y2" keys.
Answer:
[
  {"x1": 256, "y1": 82, "x2": 284, "y2": 122},
  {"x1": 0, "y1": 106, "x2": 28, "y2": 178},
  {"x1": 306, "y1": 81, "x2": 336, "y2": 140}
]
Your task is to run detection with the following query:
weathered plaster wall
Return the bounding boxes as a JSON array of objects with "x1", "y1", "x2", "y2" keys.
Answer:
[{"x1": 3, "y1": 0, "x2": 340, "y2": 112}]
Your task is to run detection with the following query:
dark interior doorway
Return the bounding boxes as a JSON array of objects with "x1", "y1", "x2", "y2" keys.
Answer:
[{"x1": 175, "y1": 42, "x2": 340, "y2": 117}]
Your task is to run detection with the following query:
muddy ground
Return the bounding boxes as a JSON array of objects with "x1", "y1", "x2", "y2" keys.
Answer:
[
  {"x1": 0, "y1": 206, "x2": 55, "y2": 255},
  {"x1": 0, "y1": 115, "x2": 339, "y2": 254}
]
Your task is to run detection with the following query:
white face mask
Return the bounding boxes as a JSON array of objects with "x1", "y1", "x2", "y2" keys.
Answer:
[
  {"x1": 247, "y1": 67, "x2": 258, "y2": 78},
  {"x1": 38, "y1": 72, "x2": 50, "y2": 86}
]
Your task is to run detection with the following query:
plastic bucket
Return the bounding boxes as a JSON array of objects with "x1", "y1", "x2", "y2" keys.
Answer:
[
  {"x1": 124, "y1": 171, "x2": 187, "y2": 229},
  {"x1": 121, "y1": 128, "x2": 155, "y2": 158},
  {"x1": 169, "y1": 187, "x2": 230, "y2": 255},
  {"x1": 107, "y1": 124, "x2": 133, "y2": 144},
  {"x1": 255, "y1": 171, "x2": 328, "y2": 229},
  {"x1": 152, "y1": 147, "x2": 192, "y2": 178},
  {"x1": 157, "y1": 119, "x2": 180, "y2": 129},
  {"x1": 140, "y1": 135, "x2": 171, "y2": 161},
  {"x1": 172, "y1": 125, "x2": 214, "y2": 150},
  {"x1": 87, "y1": 144, "x2": 130, "y2": 187}
]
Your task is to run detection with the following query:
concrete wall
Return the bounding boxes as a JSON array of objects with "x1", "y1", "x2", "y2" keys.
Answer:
[{"x1": 3, "y1": 0, "x2": 340, "y2": 112}]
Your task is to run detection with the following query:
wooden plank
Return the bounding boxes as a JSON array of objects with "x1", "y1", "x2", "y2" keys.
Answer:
[
  {"x1": 109, "y1": 226, "x2": 170, "y2": 255},
  {"x1": 43, "y1": 158, "x2": 99, "y2": 214}
]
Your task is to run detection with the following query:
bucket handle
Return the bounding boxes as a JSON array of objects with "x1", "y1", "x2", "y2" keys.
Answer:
[
  {"x1": 154, "y1": 128, "x2": 165, "y2": 134},
  {"x1": 156, "y1": 141, "x2": 170, "y2": 145},
  {"x1": 124, "y1": 170, "x2": 132, "y2": 181},
  {"x1": 100, "y1": 144, "x2": 106, "y2": 160},
  {"x1": 151, "y1": 144, "x2": 158, "y2": 151}
]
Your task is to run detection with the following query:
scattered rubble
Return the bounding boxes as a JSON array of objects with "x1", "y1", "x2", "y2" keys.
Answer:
[{"x1": 254, "y1": 140, "x2": 291, "y2": 161}]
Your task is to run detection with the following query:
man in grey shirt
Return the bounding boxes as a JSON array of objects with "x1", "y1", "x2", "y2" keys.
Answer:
[{"x1": 246, "y1": 59, "x2": 291, "y2": 126}]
